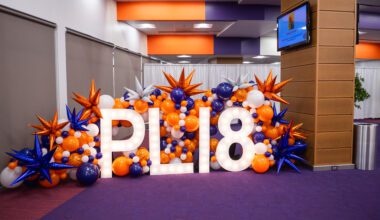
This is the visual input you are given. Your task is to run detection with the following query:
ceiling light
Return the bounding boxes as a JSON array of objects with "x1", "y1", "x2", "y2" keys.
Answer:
[
  {"x1": 243, "y1": 61, "x2": 253, "y2": 64},
  {"x1": 359, "y1": 31, "x2": 366, "y2": 35},
  {"x1": 139, "y1": 23, "x2": 156, "y2": 29},
  {"x1": 194, "y1": 23, "x2": 213, "y2": 29},
  {"x1": 178, "y1": 60, "x2": 190, "y2": 64},
  {"x1": 271, "y1": 62, "x2": 280, "y2": 65},
  {"x1": 177, "y1": 55, "x2": 192, "y2": 58},
  {"x1": 253, "y1": 55, "x2": 267, "y2": 59},
  {"x1": 300, "y1": 26, "x2": 307, "y2": 30}
]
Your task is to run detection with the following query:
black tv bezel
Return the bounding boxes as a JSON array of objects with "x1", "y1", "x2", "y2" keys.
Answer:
[{"x1": 277, "y1": 2, "x2": 312, "y2": 51}]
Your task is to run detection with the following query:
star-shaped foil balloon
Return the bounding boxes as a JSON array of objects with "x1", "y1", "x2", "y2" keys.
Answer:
[
  {"x1": 124, "y1": 77, "x2": 155, "y2": 102},
  {"x1": 224, "y1": 74, "x2": 254, "y2": 92},
  {"x1": 271, "y1": 105, "x2": 289, "y2": 126},
  {"x1": 31, "y1": 112, "x2": 69, "y2": 150},
  {"x1": 6, "y1": 134, "x2": 74, "y2": 185},
  {"x1": 273, "y1": 124, "x2": 307, "y2": 174},
  {"x1": 255, "y1": 70, "x2": 292, "y2": 104},
  {"x1": 72, "y1": 80, "x2": 102, "y2": 120},
  {"x1": 155, "y1": 68, "x2": 205, "y2": 96},
  {"x1": 66, "y1": 105, "x2": 90, "y2": 131}
]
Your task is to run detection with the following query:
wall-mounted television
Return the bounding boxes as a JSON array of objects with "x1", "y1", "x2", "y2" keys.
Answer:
[{"x1": 277, "y1": 2, "x2": 311, "y2": 51}]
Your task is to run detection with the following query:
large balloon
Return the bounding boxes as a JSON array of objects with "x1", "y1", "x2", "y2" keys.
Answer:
[
  {"x1": 257, "y1": 105, "x2": 274, "y2": 122},
  {"x1": 161, "y1": 99, "x2": 175, "y2": 114},
  {"x1": 184, "y1": 115, "x2": 199, "y2": 132},
  {"x1": 76, "y1": 163, "x2": 99, "y2": 186},
  {"x1": 252, "y1": 155, "x2": 270, "y2": 173},
  {"x1": 0, "y1": 167, "x2": 23, "y2": 188},
  {"x1": 216, "y1": 82, "x2": 233, "y2": 100},
  {"x1": 99, "y1": 94, "x2": 115, "y2": 109},
  {"x1": 211, "y1": 100, "x2": 224, "y2": 112},
  {"x1": 112, "y1": 156, "x2": 131, "y2": 176},
  {"x1": 170, "y1": 88, "x2": 185, "y2": 103},
  {"x1": 129, "y1": 163, "x2": 142, "y2": 177},
  {"x1": 246, "y1": 90, "x2": 265, "y2": 108}
]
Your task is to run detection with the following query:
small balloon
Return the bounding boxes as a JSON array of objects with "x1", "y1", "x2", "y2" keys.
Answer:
[
  {"x1": 129, "y1": 163, "x2": 143, "y2": 177},
  {"x1": 170, "y1": 88, "x2": 185, "y2": 103}
]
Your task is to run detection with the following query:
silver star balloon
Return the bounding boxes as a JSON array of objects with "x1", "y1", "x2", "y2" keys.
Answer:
[
  {"x1": 224, "y1": 74, "x2": 254, "y2": 92},
  {"x1": 124, "y1": 77, "x2": 155, "y2": 103}
]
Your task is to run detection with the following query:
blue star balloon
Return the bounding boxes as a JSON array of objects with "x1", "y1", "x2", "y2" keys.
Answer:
[
  {"x1": 66, "y1": 105, "x2": 90, "y2": 131},
  {"x1": 271, "y1": 104, "x2": 289, "y2": 126},
  {"x1": 6, "y1": 134, "x2": 74, "y2": 185},
  {"x1": 272, "y1": 125, "x2": 307, "y2": 174}
]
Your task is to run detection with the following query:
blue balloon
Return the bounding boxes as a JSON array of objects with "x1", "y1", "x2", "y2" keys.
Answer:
[
  {"x1": 76, "y1": 163, "x2": 99, "y2": 186},
  {"x1": 186, "y1": 132, "x2": 195, "y2": 140},
  {"x1": 210, "y1": 125, "x2": 218, "y2": 136},
  {"x1": 252, "y1": 132, "x2": 265, "y2": 144},
  {"x1": 211, "y1": 100, "x2": 224, "y2": 112},
  {"x1": 171, "y1": 88, "x2": 185, "y2": 103},
  {"x1": 130, "y1": 163, "x2": 143, "y2": 177},
  {"x1": 41, "y1": 135, "x2": 50, "y2": 148},
  {"x1": 186, "y1": 97, "x2": 194, "y2": 109},
  {"x1": 216, "y1": 82, "x2": 233, "y2": 100}
]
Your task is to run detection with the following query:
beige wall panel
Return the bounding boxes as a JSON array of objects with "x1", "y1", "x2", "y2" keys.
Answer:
[
  {"x1": 319, "y1": 47, "x2": 355, "y2": 64},
  {"x1": 318, "y1": 11, "x2": 355, "y2": 29},
  {"x1": 281, "y1": 47, "x2": 316, "y2": 68},
  {"x1": 317, "y1": 115, "x2": 353, "y2": 132},
  {"x1": 282, "y1": 64, "x2": 316, "y2": 82},
  {"x1": 281, "y1": 97, "x2": 315, "y2": 115},
  {"x1": 315, "y1": 148, "x2": 352, "y2": 165},
  {"x1": 318, "y1": 64, "x2": 355, "y2": 81},
  {"x1": 281, "y1": 82, "x2": 316, "y2": 97},
  {"x1": 286, "y1": 112, "x2": 315, "y2": 131},
  {"x1": 318, "y1": 0, "x2": 356, "y2": 12},
  {"x1": 318, "y1": 81, "x2": 354, "y2": 98},
  {"x1": 316, "y1": 131, "x2": 353, "y2": 149},
  {"x1": 318, "y1": 98, "x2": 354, "y2": 115},
  {"x1": 319, "y1": 29, "x2": 354, "y2": 46}
]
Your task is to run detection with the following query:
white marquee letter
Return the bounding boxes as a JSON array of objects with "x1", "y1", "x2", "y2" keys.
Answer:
[{"x1": 199, "y1": 107, "x2": 210, "y2": 173}]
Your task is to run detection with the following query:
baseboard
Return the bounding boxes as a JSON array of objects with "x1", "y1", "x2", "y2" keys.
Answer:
[{"x1": 312, "y1": 164, "x2": 355, "y2": 171}]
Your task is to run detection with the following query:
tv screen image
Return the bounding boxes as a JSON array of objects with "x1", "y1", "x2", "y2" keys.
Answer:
[{"x1": 277, "y1": 2, "x2": 311, "y2": 51}]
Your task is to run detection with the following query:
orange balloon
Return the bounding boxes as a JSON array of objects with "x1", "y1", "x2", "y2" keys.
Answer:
[
  {"x1": 235, "y1": 89, "x2": 248, "y2": 102},
  {"x1": 187, "y1": 140, "x2": 197, "y2": 153},
  {"x1": 288, "y1": 137, "x2": 295, "y2": 145},
  {"x1": 160, "y1": 152, "x2": 170, "y2": 164},
  {"x1": 136, "y1": 147, "x2": 150, "y2": 161},
  {"x1": 121, "y1": 120, "x2": 132, "y2": 127},
  {"x1": 62, "y1": 136, "x2": 80, "y2": 152},
  {"x1": 8, "y1": 161, "x2": 17, "y2": 169},
  {"x1": 185, "y1": 115, "x2": 199, "y2": 132},
  {"x1": 134, "y1": 99, "x2": 149, "y2": 113},
  {"x1": 153, "y1": 100, "x2": 162, "y2": 108},
  {"x1": 252, "y1": 154, "x2": 270, "y2": 173},
  {"x1": 68, "y1": 153, "x2": 82, "y2": 167},
  {"x1": 167, "y1": 112, "x2": 180, "y2": 126},
  {"x1": 161, "y1": 99, "x2": 175, "y2": 114},
  {"x1": 210, "y1": 138, "x2": 219, "y2": 152},
  {"x1": 113, "y1": 99, "x2": 124, "y2": 109},
  {"x1": 39, "y1": 172, "x2": 60, "y2": 188},
  {"x1": 54, "y1": 151, "x2": 63, "y2": 161},
  {"x1": 210, "y1": 114, "x2": 219, "y2": 125},
  {"x1": 265, "y1": 126, "x2": 280, "y2": 140},
  {"x1": 112, "y1": 120, "x2": 120, "y2": 127},
  {"x1": 160, "y1": 126, "x2": 167, "y2": 137},
  {"x1": 256, "y1": 105, "x2": 274, "y2": 122},
  {"x1": 193, "y1": 100, "x2": 205, "y2": 115},
  {"x1": 78, "y1": 132, "x2": 89, "y2": 146},
  {"x1": 182, "y1": 152, "x2": 193, "y2": 163},
  {"x1": 112, "y1": 156, "x2": 130, "y2": 176},
  {"x1": 277, "y1": 124, "x2": 287, "y2": 135}
]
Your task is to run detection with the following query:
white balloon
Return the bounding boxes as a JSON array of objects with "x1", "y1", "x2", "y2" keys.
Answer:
[
  {"x1": 246, "y1": 90, "x2": 265, "y2": 108},
  {"x1": 210, "y1": 161, "x2": 221, "y2": 170},
  {"x1": 142, "y1": 166, "x2": 150, "y2": 174},
  {"x1": 112, "y1": 127, "x2": 119, "y2": 136},
  {"x1": 86, "y1": 124, "x2": 99, "y2": 137},
  {"x1": 69, "y1": 169, "x2": 77, "y2": 181},
  {"x1": 0, "y1": 167, "x2": 23, "y2": 188},
  {"x1": 169, "y1": 158, "x2": 182, "y2": 164},
  {"x1": 171, "y1": 129, "x2": 184, "y2": 139},
  {"x1": 254, "y1": 142, "x2": 267, "y2": 154},
  {"x1": 98, "y1": 94, "x2": 115, "y2": 109}
]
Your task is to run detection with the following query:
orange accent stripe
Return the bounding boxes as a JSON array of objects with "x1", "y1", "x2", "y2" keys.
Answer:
[
  {"x1": 148, "y1": 35, "x2": 214, "y2": 55},
  {"x1": 117, "y1": 2, "x2": 206, "y2": 21},
  {"x1": 356, "y1": 42, "x2": 380, "y2": 60}
]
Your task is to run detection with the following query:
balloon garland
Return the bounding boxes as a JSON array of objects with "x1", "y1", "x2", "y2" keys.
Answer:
[{"x1": 0, "y1": 69, "x2": 308, "y2": 189}]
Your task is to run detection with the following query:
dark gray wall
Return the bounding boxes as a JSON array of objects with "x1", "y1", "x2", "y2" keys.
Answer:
[{"x1": 0, "y1": 10, "x2": 57, "y2": 168}]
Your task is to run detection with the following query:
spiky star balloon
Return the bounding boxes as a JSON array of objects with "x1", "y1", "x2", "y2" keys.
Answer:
[
  {"x1": 224, "y1": 74, "x2": 254, "y2": 92},
  {"x1": 124, "y1": 77, "x2": 155, "y2": 102},
  {"x1": 273, "y1": 124, "x2": 307, "y2": 174},
  {"x1": 66, "y1": 105, "x2": 90, "y2": 131},
  {"x1": 288, "y1": 123, "x2": 307, "y2": 140},
  {"x1": 73, "y1": 80, "x2": 102, "y2": 119},
  {"x1": 255, "y1": 70, "x2": 292, "y2": 104},
  {"x1": 31, "y1": 112, "x2": 69, "y2": 150},
  {"x1": 271, "y1": 105, "x2": 289, "y2": 126},
  {"x1": 155, "y1": 68, "x2": 205, "y2": 96},
  {"x1": 6, "y1": 134, "x2": 74, "y2": 185}
]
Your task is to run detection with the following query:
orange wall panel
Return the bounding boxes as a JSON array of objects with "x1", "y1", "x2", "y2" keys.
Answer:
[
  {"x1": 356, "y1": 42, "x2": 380, "y2": 60},
  {"x1": 117, "y1": 2, "x2": 205, "y2": 21},
  {"x1": 148, "y1": 35, "x2": 214, "y2": 55}
]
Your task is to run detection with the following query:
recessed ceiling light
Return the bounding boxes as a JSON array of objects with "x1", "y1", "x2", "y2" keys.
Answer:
[
  {"x1": 178, "y1": 60, "x2": 190, "y2": 64},
  {"x1": 300, "y1": 26, "x2": 307, "y2": 30},
  {"x1": 359, "y1": 31, "x2": 367, "y2": 35},
  {"x1": 177, "y1": 55, "x2": 192, "y2": 58},
  {"x1": 271, "y1": 62, "x2": 281, "y2": 65},
  {"x1": 253, "y1": 55, "x2": 267, "y2": 59},
  {"x1": 194, "y1": 23, "x2": 213, "y2": 29},
  {"x1": 243, "y1": 61, "x2": 253, "y2": 64},
  {"x1": 139, "y1": 23, "x2": 156, "y2": 29}
]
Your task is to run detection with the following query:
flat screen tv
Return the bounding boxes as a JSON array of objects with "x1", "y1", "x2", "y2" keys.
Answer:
[{"x1": 277, "y1": 2, "x2": 311, "y2": 51}]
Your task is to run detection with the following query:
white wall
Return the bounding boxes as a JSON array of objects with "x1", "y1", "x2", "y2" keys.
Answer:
[{"x1": 260, "y1": 37, "x2": 280, "y2": 56}]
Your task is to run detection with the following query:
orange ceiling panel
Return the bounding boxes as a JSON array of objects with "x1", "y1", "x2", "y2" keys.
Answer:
[
  {"x1": 148, "y1": 35, "x2": 214, "y2": 55},
  {"x1": 356, "y1": 42, "x2": 380, "y2": 60}
]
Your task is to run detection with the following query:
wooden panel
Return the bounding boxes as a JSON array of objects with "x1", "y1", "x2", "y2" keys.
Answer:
[
  {"x1": 318, "y1": 64, "x2": 355, "y2": 81},
  {"x1": 303, "y1": 145, "x2": 315, "y2": 164},
  {"x1": 319, "y1": 29, "x2": 354, "y2": 46},
  {"x1": 317, "y1": 115, "x2": 353, "y2": 132},
  {"x1": 318, "y1": 0, "x2": 356, "y2": 12},
  {"x1": 281, "y1": 82, "x2": 315, "y2": 98},
  {"x1": 281, "y1": 47, "x2": 316, "y2": 68},
  {"x1": 318, "y1": 11, "x2": 355, "y2": 29},
  {"x1": 319, "y1": 47, "x2": 354, "y2": 64},
  {"x1": 318, "y1": 81, "x2": 354, "y2": 98},
  {"x1": 316, "y1": 131, "x2": 353, "y2": 149},
  {"x1": 281, "y1": 97, "x2": 315, "y2": 115},
  {"x1": 318, "y1": 98, "x2": 354, "y2": 115},
  {"x1": 282, "y1": 64, "x2": 316, "y2": 82},
  {"x1": 286, "y1": 112, "x2": 315, "y2": 131},
  {"x1": 281, "y1": 0, "x2": 303, "y2": 12},
  {"x1": 315, "y1": 148, "x2": 352, "y2": 165}
]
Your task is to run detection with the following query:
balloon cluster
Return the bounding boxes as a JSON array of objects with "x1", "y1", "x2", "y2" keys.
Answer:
[{"x1": 112, "y1": 147, "x2": 151, "y2": 177}]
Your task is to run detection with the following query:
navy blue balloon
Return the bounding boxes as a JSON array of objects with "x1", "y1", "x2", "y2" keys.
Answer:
[
  {"x1": 41, "y1": 135, "x2": 50, "y2": 148},
  {"x1": 210, "y1": 125, "x2": 218, "y2": 136},
  {"x1": 186, "y1": 132, "x2": 195, "y2": 140},
  {"x1": 76, "y1": 163, "x2": 99, "y2": 186},
  {"x1": 130, "y1": 163, "x2": 143, "y2": 177},
  {"x1": 171, "y1": 88, "x2": 185, "y2": 103},
  {"x1": 160, "y1": 140, "x2": 167, "y2": 150},
  {"x1": 211, "y1": 100, "x2": 224, "y2": 112},
  {"x1": 252, "y1": 132, "x2": 265, "y2": 144},
  {"x1": 216, "y1": 82, "x2": 233, "y2": 100},
  {"x1": 186, "y1": 97, "x2": 194, "y2": 109}
]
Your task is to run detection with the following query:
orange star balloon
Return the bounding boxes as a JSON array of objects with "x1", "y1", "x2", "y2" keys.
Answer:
[
  {"x1": 155, "y1": 68, "x2": 205, "y2": 96},
  {"x1": 255, "y1": 70, "x2": 292, "y2": 104},
  {"x1": 72, "y1": 80, "x2": 102, "y2": 120},
  {"x1": 31, "y1": 112, "x2": 69, "y2": 150}
]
